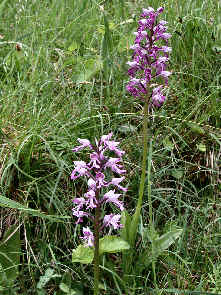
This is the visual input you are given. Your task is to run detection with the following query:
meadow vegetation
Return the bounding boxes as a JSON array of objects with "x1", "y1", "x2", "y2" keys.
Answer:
[{"x1": 0, "y1": 0, "x2": 220, "y2": 294}]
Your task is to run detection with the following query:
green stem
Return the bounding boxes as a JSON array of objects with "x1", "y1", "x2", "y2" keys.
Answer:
[
  {"x1": 94, "y1": 205, "x2": 100, "y2": 295},
  {"x1": 147, "y1": 140, "x2": 153, "y2": 232},
  {"x1": 130, "y1": 100, "x2": 149, "y2": 246},
  {"x1": 147, "y1": 140, "x2": 157, "y2": 289},
  {"x1": 137, "y1": 101, "x2": 149, "y2": 214}
]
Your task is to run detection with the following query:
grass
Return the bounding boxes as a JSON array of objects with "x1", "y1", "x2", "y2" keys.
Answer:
[{"x1": 0, "y1": 0, "x2": 220, "y2": 294}]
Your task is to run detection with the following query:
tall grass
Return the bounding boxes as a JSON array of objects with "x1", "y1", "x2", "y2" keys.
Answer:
[{"x1": 0, "y1": 0, "x2": 220, "y2": 294}]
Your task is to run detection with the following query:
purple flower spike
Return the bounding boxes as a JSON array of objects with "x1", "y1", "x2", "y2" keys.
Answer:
[
  {"x1": 126, "y1": 6, "x2": 172, "y2": 107},
  {"x1": 71, "y1": 133, "x2": 126, "y2": 247}
]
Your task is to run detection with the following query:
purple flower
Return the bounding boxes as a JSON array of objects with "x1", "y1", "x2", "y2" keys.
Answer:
[
  {"x1": 71, "y1": 133, "x2": 127, "y2": 247},
  {"x1": 84, "y1": 190, "x2": 97, "y2": 209},
  {"x1": 102, "y1": 190, "x2": 124, "y2": 211},
  {"x1": 152, "y1": 85, "x2": 166, "y2": 107},
  {"x1": 104, "y1": 141, "x2": 125, "y2": 157},
  {"x1": 104, "y1": 158, "x2": 126, "y2": 174},
  {"x1": 126, "y1": 6, "x2": 172, "y2": 107},
  {"x1": 71, "y1": 161, "x2": 89, "y2": 180},
  {"x1": 72, "y1": 138, "x2": 92, "y2": 152},
  {"x1": 81, "y1": 227, "x2": 94, "y2": 247},
  {"x1": 72, "y1": 208, "x2": 88, "y2": 224},
  {"x1": 159, "y1": 71, "x2": 172, "y2": 78},
  {"x1": 73, "y1": 197, "x2": 85, "y2": 208},
  {"x1": 109, "y1": 177, "x2": 127, "y2": 192},
  {"x1": 103, "y1": 214, "x2": 123, "y2": 230}
]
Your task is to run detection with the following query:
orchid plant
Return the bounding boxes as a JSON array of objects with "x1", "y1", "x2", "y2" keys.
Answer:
[
  {"x1": 123, "y1": 6, "x2": 173, "y2": 286},
  {"x1": 71, "y1": 133, "x2": 129, "y2": 295},
  {"x1": 125, "y1": 5, "x2": 172, "y2": 243}
]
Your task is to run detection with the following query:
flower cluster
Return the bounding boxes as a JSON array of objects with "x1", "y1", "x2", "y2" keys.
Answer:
[
  {"x1": 71, "y1": 133, "x2": 127, "y2": 247},
  {"x1": 126, "y1": 6, "x2": 172, "y2": 106}
]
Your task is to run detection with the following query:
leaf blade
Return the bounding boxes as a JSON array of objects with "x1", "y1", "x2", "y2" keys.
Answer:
[
  {"x1": 99, "y1": 236, "x2": 130, "y2": 255},
  {"x1": 72, "y1": 245, "x2": 94, "y2": 264}
]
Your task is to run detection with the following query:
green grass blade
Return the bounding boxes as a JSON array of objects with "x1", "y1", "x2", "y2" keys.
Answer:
[{"x1": 0, "y1": 195, "x2": 70, "y2": 222}]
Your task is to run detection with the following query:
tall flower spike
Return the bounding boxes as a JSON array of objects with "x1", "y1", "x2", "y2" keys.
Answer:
[
  {"x1": 71, "y1": 133, "x2": 127, "y2": 247},
  {"x1": 126, "y1": 6, "x2": 172, "y2": 107}
]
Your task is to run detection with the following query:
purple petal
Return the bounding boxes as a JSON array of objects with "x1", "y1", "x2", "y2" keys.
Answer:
[
  {"x1": 73, "y1": 197, "x2": 85, "y2": 208},
  {"x1": 159, "y1": 70, "x2": 172, "y2": 78},
  {"x1": 104, "y1": 158, "x2": 126, "y2": 174},
  {"x1": 72, "y1": 138, "x2": 92, "y2": 152},
  {"x1": 100, "y1": 133, "x2": 113, "y2": 143},
  {"x1": 110, "y1": 177, "x2": 127, "y2": 192}
]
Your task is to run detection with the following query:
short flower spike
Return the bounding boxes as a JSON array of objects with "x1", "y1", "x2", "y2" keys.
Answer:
[{"x1": 71, "y1": 133, "x2": 127, "y2": 247}]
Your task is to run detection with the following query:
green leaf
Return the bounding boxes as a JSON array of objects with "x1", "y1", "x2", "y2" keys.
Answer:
[
  {"x1": 186, "y1": 122, "x2": 205, "y2": 135},
  {"x1": 0, "y1": 195, "x2": 69, "y2": 222},
  {"x1": 99, "y1": 236, "x2": 130, "y2": 255},
  {"x1": 0, "y1": 0, "x2": 8, "y2": 18},
  {"x1": 103, "y1": 13, "x2": 112, "y2": 53},
  {"x1": 118, "y1": 124, "x2": 136, "y2": 134},
  {"x1": 163, "y1": 136, "x2": 174, "y2": 151},
  {"x1": 72, "y1": 245, "x2": 94, "y2": 264},
  {"x1": 0, "y1": 225, "x2": 21, "y2": 283},
  {"x1": 196, "y1": 143, "x2": 206, "y2": 152},
  {"x1": 212, "y1": 45, "x2": 221, "y2": 53},
  {"x1": 143, "y1": 228, "x2": 183, "y2": 268},
  {"x1": 153, "y1": 228, "x2": 183, "y2": 257},
  {"x1": 171, "y1": 169, "x2": 184, "y2": 179},
  {"x1": 120, "y1": 210, "x2": 132, "y2": 242},
  {"x1": 37, "y1": 290, "x2": 46, "y2": 295},
  {"x1": 97, "y1": 25, "x2": 105, "y2": 35},
  {"x1": 74, "y1": 57, "x2": 102, "y2": 84},
  {"x1": 59, "y1": 283, "x2": 76, "y2": 294},
  {"x1": 59, "y1": 283, "x2": 70, "y2": 293},
  {"x1": 101, "y1": 12, "x2": 113, "y2": 83},
  {"x1": 61, "y1": 272, "x2": 83, "y2": 295},
  {"x1": 68, "y1": 41, "x2": 80, "y2": 52},
  {"x1": 37, "y1": 268, "x2": 61, "y2": 289}
]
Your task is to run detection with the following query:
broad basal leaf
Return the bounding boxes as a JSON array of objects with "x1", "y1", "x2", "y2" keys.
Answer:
[
  {"x1": 73, "y1": 57, "x2": 102, "y2": 84},
  {"x1": 37, "y1": 268, "x2": 61, "y2": 289},
  {"x1": 0, "y1": 225, "x2": 21, "y2": 283},
  {"x1": 72, "y1": 245, "x2": 94, "y2": 264},
  {"x1": 120, "y1": 210, "x2": 132, "y2": 242},
  {"x1": 99, "y1": 236, "x2": 130, "y2": 255},
  {"x1": 153, "y1": 228, "x2": 183, "y2": 257}
]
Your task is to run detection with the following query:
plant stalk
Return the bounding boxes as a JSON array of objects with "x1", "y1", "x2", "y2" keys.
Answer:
[
  {"x1": 94, "y1": 205, "x2": 100, "y2": 295},
  {"x1": 130, "y1": 100, "x2": 149, "y2": 246},
  {"x1": 147, "y1": 140, "x2": 157, "y2": 288}
]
